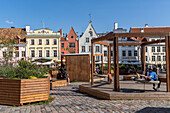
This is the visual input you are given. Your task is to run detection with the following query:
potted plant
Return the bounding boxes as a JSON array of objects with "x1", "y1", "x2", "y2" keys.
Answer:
[{"x1": 0, "y1": 60, "x2": 50, "y2": 106}]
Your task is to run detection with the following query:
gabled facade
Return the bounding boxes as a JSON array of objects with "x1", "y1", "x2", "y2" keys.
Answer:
[
  {"x1": 26, "y1": 27, "x2": 62, "y2": 63},
  {"x1": 60, "y1": 27, "x2": 79, "y2": 55},
  {"x1": 79, "y1": 21, "x2": 102, "y2": 61}
]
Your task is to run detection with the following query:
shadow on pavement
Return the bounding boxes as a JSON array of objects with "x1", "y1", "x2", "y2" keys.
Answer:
[{"x1": 136, "y1": 107, "x2": 170, "y2": 113}]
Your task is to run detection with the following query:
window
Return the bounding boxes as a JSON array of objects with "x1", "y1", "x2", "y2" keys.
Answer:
[
  {"x1": 39, "y1": 50, "x2": 42, "y2": 57},
  {"x1": 111, "y1": 51, "x2": 113, "y2": 56},
  {"x1": 15, "y1": 51, "x2": 19, "y2": 57},
  {"x1": 31, "y1": 39, "x2": 34, "y2": 45},
  {"x1": 157, "y1": 47, "x2": 160, "y2": 52},
  {"x1": 163, "y1": 56, "x2": 166, "y2": 61},
  {"x1": 46, "y1": 50, "x2": 50, "y2": 57},
  {"x1": 53, "y1": 50, "x2": 57, "y2": 57},
  {"x1": 134, "y1": 50, "x2": 137, "y2": 56},
  {"x1": 104, "y1": 51, "x2": 107, "y2": 56},
  {"x1": 3, "y1": 52, "x2": 6, "y2": 57},
  {"x1": 151, "y1": 39, "x2": 155, "y2": 41},
  {"x1": 71, "y1": 35, "x2": 73, "y2": 38},
  {"x1": 157, "y1": 56, "x2": 161, "y2": 61},
  {"x1": 145, "y1": 47, "x2": 147, "y2": 52},
  {"x1": 89, "y1": 31, "x2": 93, "y2": 36},
  {"x1": 145, "y1": 56, "x2": 148, "y2": 61},
  {"x1": 69, "y1": 43, "x2": 75, "y2": 48},
  {"x1": 82, "y1": 46, "x2": 85, "y2": 52},
  {"x1": 89, "y1": 46, "x2": 91, "y2": 52},
  {"x1": 46, "y1": 39, "x2": 49, "y2": 45},
  {"x1": 86, "y1": 38, "x2": 89, "y2": 43},
  {"x1": 96, "y1": 56, "x2": 100, "y2": 61},
  {"x1": 152, "y1": 56, "x2": 155, "y2": 61},
  {"x1": 152, "y1": 47, "x2": 155, "y2": 52},
  {"x1": 61, "y1": 52, "x2": 64, "y2": 55},
  {"x1": 22, "y1": 51, "x2": 25, "y2": 57},
  {"x1": 128, "y1": 50, "x2": 132, "y2": 56},
  {"x1": 39, "y1": 39, "x2": 42, "y2": 45},
  {"x1": 162, "y1": 46, "x2": 166, "y2": 52},
  {"x1": 61, "y1": 43, "x2": 64, "y2": 48},
  {"x1": 9, "y1": 51, "x2": 13, "y2": 57},
  {"x1": 122, "y1": 51, "x2": 126, "y2": 56},
  {"x1": 96, "y1": 46, "x2": 99, "y2": 52},
  {"x1": 53, "y1": 39, "x2": 57, "y2": 45},
  {"x1": 31, "y1": 50, "x2": 35, "y2": 57}
]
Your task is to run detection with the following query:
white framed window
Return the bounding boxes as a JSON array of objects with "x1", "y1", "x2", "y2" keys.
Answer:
[
  {"x1": 31, "y1": 50, "x2": 35, "y2": 57},
  {"x1": 145, "y1": 47, "x2": 147, "y2": 52},
  {"x1": 39, "y1": 39, "x2": 42, "y2": 45},
  {"x1": 96, "y1": 46, "x2": 99, "y2": 52},
  {"x1": 128, "y1": 50, "x2": 132, "y2": 56},
  {"x1": 22, "y1": 51, "x2": 25, "y2": 57},
  {"x1": 122, "y1": 51, "x2": 126, "y2": 56},
  {"x1": 89, "y1": 46, "x2": 91, "y2": 52},
  {"x1": 86, "y1": 38, "x2": 89, "y2": 43},
  {"x1": 162, "y1": 46, "x2": 166, "y2": 52},
  {"x1": 53, "y1": 50, "x2": 57, "y2": 57},
  {"x1": 82, "y1": 46, "x2": 85, "y2": 52},
  {"x1": 69, "y1": 43, "x2": 75, "y2": 48},
  {"x1": 46, "y1": 50, "x2": 50, "y2": 57},
  {"x1": 46, "y1": 39, "x2": 49, "y2": 45},
  {"x1": 163, "y1": 56, "x2": 166, "y2": 61},
  {"x1": 145, "y1": 56, "x2": 148, "y2": 61},
  {"x1": 134, "y1": 50, "x2": 137, "y2": 56},
  {"x1": 15, "y1": 51, "x2": 19, "y2": 57},
  {"x1": 39, "y1": 50, "x2": 42, "y2": 57},
  {"x1": 61, "y1": 43, "x2": 64, "y2": 48},
  {"x1": 152, "y1": 56, "x2": 155, "y2": 61},
  {"x1": 157, "y1": 47, "x2": 160, "y2": 52},
  {"x1": 104, "y1": 51, "x2": 107, "y2": 56},
  {"x1": 3, "y1": 51, "x2": 6, "y2": 57},
  {"x1": 30, "y1": 39, "x2": 34, "y2": 45},
  {"x1": 152, "y1": 47, "x2": 155, "y2": 52},
  {"x1": 53, "y1": 39, "x2": 57, "y2": 45},
  {"x1": 157, "y1": 56, "x2": 161, "y2": 61}
]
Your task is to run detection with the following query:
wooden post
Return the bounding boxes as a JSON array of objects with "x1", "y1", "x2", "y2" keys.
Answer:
[
  {"x1": 101, "y1": 55, "x2": 103, "y2": 72},
  {"x1": 91, "y1": 42, "x2": 94, "y2": 85},
  {"x1": 61, "y1": 55, "x2": 63, "y2": 69},
  {"x1": 113, "y1": 37, "x2": 120, "y2": 91},
  {"x1": 141, "y1": 44, "x2": 146, "y2": 74},
  {"x1": 108, "y1": 45, "x2": 111, "y2": 74},
  {"x1": 166, "y1": 36, "x2": 170, "y2": 92},
  {"x1": 93, "y1": 56, "x2": 95, "y2": 73}
]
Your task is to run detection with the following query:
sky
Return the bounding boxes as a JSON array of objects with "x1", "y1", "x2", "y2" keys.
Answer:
[{"x1": 1, "y1": 0, "x2": 170, "y2": 34}]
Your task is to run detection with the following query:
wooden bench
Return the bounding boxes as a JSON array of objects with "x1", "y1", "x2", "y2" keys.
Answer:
[{"x1": 50, "y1": 79, "x2": 67, "y2": 89}]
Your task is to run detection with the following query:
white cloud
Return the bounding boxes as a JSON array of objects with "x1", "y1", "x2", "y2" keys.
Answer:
[{"x1": 5, "y1": 20, "x2": 14, "y2": 24}]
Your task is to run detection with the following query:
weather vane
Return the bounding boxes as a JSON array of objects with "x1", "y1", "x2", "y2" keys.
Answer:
[{"x1": 88, "y1": 13, "x2": 92, "y2": 23}]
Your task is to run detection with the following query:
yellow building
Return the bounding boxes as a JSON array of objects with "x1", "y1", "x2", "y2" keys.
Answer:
[{"x1": 26, "y1": 28, "x2": 62, "y2": 64}]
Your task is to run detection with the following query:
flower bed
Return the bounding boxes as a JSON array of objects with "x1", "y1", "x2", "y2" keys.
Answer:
[{"x1": 0, "y1": 77, "x2": 50, "y2": 106}]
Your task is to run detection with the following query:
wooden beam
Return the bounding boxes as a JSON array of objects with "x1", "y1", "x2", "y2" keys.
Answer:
[
  {"x1": 94, "y1": 41, "x2": 110, "y2": 46},
  {"x1": 91, "y1": 42, "x2": 94, "y2": 85},
  {"x1": 101, "y1": 55, "x2": 103, "y2": 72},
  {"x1": 93, "y1": 54, "x2": 103, "y2": 56},
  {"x1": 108, "y1": 45, "x2": 111, "y2": 74},
  {"x1": 91, "y1": 32, "x2": 114, "y2": 42},
  {"x1": 143, "y1": 39, "x2": 165, "y2": 46},
  {"x1": 141, "y1": 44, "x2": 146, "y2": 74},
  {"x1": 113, "y1": 37, "x2": 120, "y2": 91},
  {"x1": 166, "y1": 36, "x2": 170, "y2": 92}
]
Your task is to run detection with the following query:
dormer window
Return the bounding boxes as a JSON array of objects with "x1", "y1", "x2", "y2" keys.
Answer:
[{"x1": 89, "y1": 31, "x2": 93, "y2": 36}]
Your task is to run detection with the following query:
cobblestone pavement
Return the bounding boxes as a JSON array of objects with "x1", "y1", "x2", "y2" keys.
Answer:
[{"x1": 0, "y1": 82, "x2": 170, "y2": 113}]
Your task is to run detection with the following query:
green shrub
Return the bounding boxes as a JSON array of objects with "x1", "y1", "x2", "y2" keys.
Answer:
[
  {"x1": 0, "y1": 60, "x2": 49, "y2": 79},
  {"x1": 119, "y1": 64, "x2": 126, "y2": 69}
]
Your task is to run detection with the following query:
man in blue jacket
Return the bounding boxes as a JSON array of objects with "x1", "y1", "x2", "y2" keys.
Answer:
[{"x1": 136, "y1": 68, "x2": 158, "y2": 90}]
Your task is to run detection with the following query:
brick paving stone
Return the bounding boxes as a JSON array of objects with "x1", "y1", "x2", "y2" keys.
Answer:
[{"x1": 0, "y1": 82, "x2": 169, "y2": 112}]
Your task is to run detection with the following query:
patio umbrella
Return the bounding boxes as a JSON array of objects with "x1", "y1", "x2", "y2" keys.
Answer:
[{"x1": 33, "y1": 58, "x2": 52, "y2": 63}]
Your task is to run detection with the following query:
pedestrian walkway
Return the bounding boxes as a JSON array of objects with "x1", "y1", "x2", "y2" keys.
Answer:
[{"x1": 0, "y1": 82, "x2": 170, "y2": 113}]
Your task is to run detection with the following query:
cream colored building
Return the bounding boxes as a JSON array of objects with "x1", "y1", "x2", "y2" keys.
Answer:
[{"x1": 26, "y1": 28, "x2": 62, "y2": 63}]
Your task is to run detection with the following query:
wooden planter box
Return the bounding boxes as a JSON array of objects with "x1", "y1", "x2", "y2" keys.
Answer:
[
  {"x1": 0, "y1": 77, "x2": 50, "y2": 106},
  {"x1": 51, "y1": 79, "x2": 67, "y2": 88}
]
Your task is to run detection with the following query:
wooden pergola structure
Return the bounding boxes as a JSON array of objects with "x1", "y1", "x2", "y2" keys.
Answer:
[{"x1": 91, "y1": 32, "x2": 170, "y2": 92}]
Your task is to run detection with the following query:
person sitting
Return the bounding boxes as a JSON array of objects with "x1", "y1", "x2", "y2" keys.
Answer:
[
  {"x1": 62, "y1": 68, "x2": 70, "y2": 84},
  {"x1": 135, "y1": 68, "x2": 159, "y2": 91}
]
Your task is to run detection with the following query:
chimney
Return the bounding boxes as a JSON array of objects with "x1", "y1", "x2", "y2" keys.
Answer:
[
  {"x1": 76, "y1": 32, "x2": 78, "y2": 36},
  {"x1": 145, "y1": 24, "x2": 148, "y2": 27},
  {"x1": 60, "y1": 29, "x2": 62, "y2": 36},
  {"x1": 114, "y1": 22, "x2": 118, "y2": 30},
  {"x1": 26, "y1": 25, "x2": 30, "y2": 33}
]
